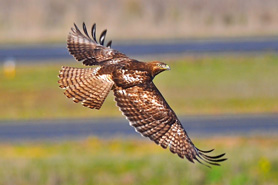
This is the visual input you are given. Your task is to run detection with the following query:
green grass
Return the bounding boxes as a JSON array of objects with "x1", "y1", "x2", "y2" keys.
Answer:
[
  {"x1": 0, "y1": 54, "x2": 278, "y2": 120},
  {"x1": 0, "y1": 137, "x2": 277, "y2": 185}
]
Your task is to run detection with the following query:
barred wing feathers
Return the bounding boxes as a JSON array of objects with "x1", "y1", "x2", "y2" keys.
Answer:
[
  {"x1": 58, "y1": 66, "x2": 114, "y2": 109},
  {"x1": 113, "y1": 83, "x2": 226, "y2": 167},
  {"x1": 67, "y1": 23, "x2": 129, "y2": 66}
]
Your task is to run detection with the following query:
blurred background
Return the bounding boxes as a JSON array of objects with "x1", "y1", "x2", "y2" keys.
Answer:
[{"x1": 0, "y1": 0, "x2": 278, "y2": 184}]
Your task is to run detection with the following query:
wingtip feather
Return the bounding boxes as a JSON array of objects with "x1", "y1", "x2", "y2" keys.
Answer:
[{"x1": 91, "y1": 23, "x2": 97, "y2": 42}]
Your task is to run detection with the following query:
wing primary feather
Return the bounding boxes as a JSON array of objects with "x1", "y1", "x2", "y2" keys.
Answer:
[
  {"x1": 199, "y1": 154, "x2": 227, "y2": 162},
  {"x1": 106, "y1": 40, "x2": 112, "y2": 48},
  {"x1": 82, "y1": 22, "x2": 91, "y2": 39},
  {"x1": 99, "y1": 29, "x2": 107, "y2": 45},
  {"x1": 73, "y1": 23, "x2": 78, "y2": 30},
  {"x1": 195, "y1": 150, "x2": 227, "y2": 167},
  {"x1": 194, "y1": 157, "x2": 211, "y2": 168},
  {"x1": 205, "y1": 158, "x2": 227, "y2": 163},
  {"x1": 200, "y1": 152, "x2": 226, "y2": 159},
  {"x1": 91, "y1": 23, "x2": 97, "y2": 42},
  {"x1": 202, "y1": 160, "x2": 221, "y2": 166},
  {"x1": 186, "y1": 156, "x2": 194, "y2": 163},
  {"x1": 71, "y1": 27, "x2": 75, "y2": 33},
  {"x1": 74, "y1": 23, "x2": 82, "y2": 35},
  {"x1": 198, "y1": 155, "x2": 221, "y2": 166},
  {"x1": 197, "y1": 148, "x2": 215, "y2": 153}
]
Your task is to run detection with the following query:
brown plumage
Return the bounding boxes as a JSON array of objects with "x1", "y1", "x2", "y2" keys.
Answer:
[{"x1": 58, "y1": 22, "x2": 227, "y2": 167}]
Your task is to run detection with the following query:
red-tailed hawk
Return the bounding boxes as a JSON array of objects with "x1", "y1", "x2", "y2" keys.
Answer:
[{"x1": 58, "y1": 23, "x2": 227, "y2": 167}]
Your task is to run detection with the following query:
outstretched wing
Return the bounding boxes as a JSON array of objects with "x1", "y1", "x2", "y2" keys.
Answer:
[
  {"x1": 113, "y1": 83, "x2": 227, "y2": 167},
  {"x1": 67, "y1": 23, "x2": 130, "y2": 66}
]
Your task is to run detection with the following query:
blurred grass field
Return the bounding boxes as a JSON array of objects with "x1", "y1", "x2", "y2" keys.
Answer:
[
  {"x1": 2, "y1": 0, "x2": 278, "y2": 43},
  {"x1": 0, "y1": 54, "x2": 278, "y2": 120},
  {"x1": 0, "y1": 55, "x2": 277, "y2": 185},
  {"x1": 0, "y1": 137, "x2": 277, "y2": 185}
]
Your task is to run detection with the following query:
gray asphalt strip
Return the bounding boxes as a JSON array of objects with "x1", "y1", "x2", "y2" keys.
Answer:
[{"x1": 0, "y1": 114, "x2": 277, "y2": 141}]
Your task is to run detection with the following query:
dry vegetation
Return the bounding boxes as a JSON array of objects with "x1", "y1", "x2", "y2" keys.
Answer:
[{"x1": 1, "y1": 0, "x2": 278, "y2": 43}]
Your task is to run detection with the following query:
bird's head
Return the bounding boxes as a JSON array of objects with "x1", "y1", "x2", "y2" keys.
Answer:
[{"x1": 148, "y1": 61, "x2": 170, "y2": 77}]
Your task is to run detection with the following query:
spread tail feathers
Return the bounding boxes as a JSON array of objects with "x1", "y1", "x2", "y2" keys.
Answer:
[{"x1": 58, "y1": 66, "x2": 114, "y2": 109}]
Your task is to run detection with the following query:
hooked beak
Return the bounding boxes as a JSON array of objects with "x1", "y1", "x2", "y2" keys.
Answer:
[
  {"x1": 162, "y1": 64, "x2": 171, "y2": 71},
  {"x1": 166, "y1": 65, "x2": 171, "y2": 70}
]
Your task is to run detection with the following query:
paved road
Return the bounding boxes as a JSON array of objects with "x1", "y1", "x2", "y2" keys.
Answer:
[
  {"x1": 0, "y1": 114, "x2": 277, "y2": 141},
  {"x1": 1, "y1": 37, "x2": 278, "y2": 62}
]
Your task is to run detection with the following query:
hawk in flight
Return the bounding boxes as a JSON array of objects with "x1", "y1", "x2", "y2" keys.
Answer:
[{"x1": 58, "y1": 23, "x2": 227, "y2": 167}]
